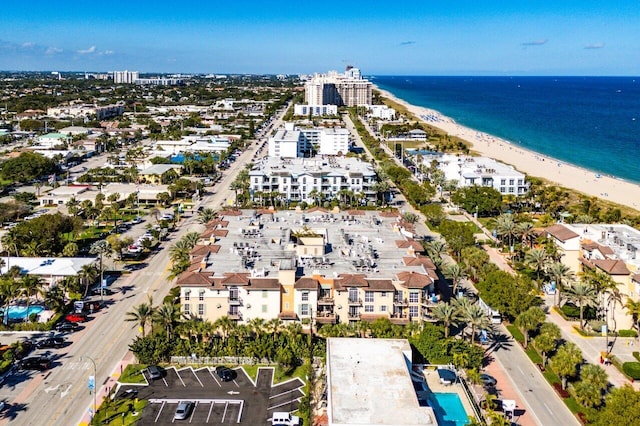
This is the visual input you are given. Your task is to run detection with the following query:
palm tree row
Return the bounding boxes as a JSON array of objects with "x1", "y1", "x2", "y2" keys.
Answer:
[
  {"x1": 431, "y1": 297, "x2": 491, "y2": 342},
  {"x1": 167, "y1": 232, "x2": 201, "y2": 280}
]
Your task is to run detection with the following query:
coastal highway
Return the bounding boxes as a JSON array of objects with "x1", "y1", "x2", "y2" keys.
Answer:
[{"x1": 1, "y1": 127, "x2": 267, "y2": 426}]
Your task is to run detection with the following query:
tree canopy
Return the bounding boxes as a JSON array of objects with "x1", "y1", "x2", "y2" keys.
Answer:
[
  {"x1": 0, "y1": 152, "x2": 57, "y2": 183},
  {"x1": 476, "y1": 270, "x2": 540, "y2": 321},
  {"x1": 451, "y1": 185, "x2": 503, "y2": 216}
]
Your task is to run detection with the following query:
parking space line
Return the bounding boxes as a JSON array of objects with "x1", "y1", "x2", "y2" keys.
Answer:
[
  {"x1": 206, "y1": 401, "x2": 214, "y2": 423},
  {"x1": 269, "y1": 388, "x2": 302, "y2": 399},
  {"x1": 207, "y1": 368, "x2": 222, "y2": 387},
  {"x1": 268, "y1": 398, "x2": 302, "y2": 411},
  {"x1": 236, "y1": 400, "x2": 244, "y2": 423},
  {"x1": 190, "y1": 368, "x2": 204, "y2": 387},
  {"x1": 175, "y1": 369, "x2": 186, "y2": 387},
  {"x1": 154, "y1": 401, "x2": 166, "y2": 423},
  {"x1": 221, "y1": 401, "x2": 229, "y2": 423},
  {"x1": 189, "y1": 401, "x2": 197, "y2": 423},
  {"x1": 162, "y1": 376, "x2": 169, "y2": 387},
  {"x1": 232, "y1": 379, "x2": 239, "y2": 388}
]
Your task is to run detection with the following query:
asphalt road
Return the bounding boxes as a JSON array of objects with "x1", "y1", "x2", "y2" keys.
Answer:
[{"x1": 0, "y1": 109, "x2": 277, "y2": 425}]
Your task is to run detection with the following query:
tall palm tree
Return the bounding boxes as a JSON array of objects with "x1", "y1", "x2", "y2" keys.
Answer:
[
  {"x1": 565, "y1": 281, "x2": 598, "y2": 330},
  {"x1": 625, "y1": 299, "x2": 640, "y2": 335},
  {"x1": 524, "y1": 248, "x2": 549, "y2": 284},
  {"x1": 78, "y1": 264, "x2": 99, "y2": 298},
  {"x1": 182, "y1": 232, "x2": 201, "y2": 249},
  {"x1": 431, "y1": 302, "x2": 461, "y2": 338},
  {"x1": 20, "y1": 275, "x2": 44, "y2": 322},
  {"x1": 126, "y1": 298, "x2": 155, "y2": 337},
  {"x1": 0, "y1": 276, "x2": 20, "y2": 325},
  {"x1": 547, "y1": 261, "x2": 575, "y2": 307},
  {"x1": 516, "y1": 221, "x2": 535, "y2": 249},
  {"x1": 459, "y1": 302, "x2": 490, "y2": 344},
  {"x1": 444, "y1": 263, "x2": 465, "y2": 296},
  {"x1": 153, "y1": 302, "x2": 180, "y2": 339},
  {"x1": 424, "y1": 240, "x2": 448, "y2": 268},
  {"x1": 493, "y1": 214, "x2": 518, "y2": 248}
]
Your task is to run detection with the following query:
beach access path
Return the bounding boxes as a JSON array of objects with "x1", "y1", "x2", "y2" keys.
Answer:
[{"x1": 376, "y1": 87, "x2": 640, "y2": 213}]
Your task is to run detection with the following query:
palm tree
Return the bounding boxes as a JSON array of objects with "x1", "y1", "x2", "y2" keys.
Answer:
[
  {"x1": 565, "y1": 281, "x2": 598, "y2": 330},
  {"x1": 0, "y1": 276, "x2": 20, "y2": 325},
  {"x1": 624, "y1": 299, "x2": 640, "y2": 335},
  {"x1": 371, "y1": 181, "x2": 390, "y2": 206},
  {"x1": 20, "y1": 275, "x2": 44, "y2": 322},
  {"x1": 516, "y1": 221, "x2": 535, "y2": 248},
  {"x1": 431, "y1": 302, "x2": 461, "y2": 338},
  {"x1": 493, "y1": 213, "x2": 518, "y2": 248},
  {"x1": 78, "y1": 263, "x2": 99, "y2": 298},
  {"x1": 182, "y1": 232, "x2": 201, "y2": 249},
  {"x1": 149, "y1": 207, "x2": 161, "y2": 223},
  {"x1": 514, "y1": 306, "x2": 546, "y2": 348},
  {"x1": 153, "y1": 302, "x2": 180, "y2": 339},
  {"x1": 198, "y1": 208, "x2": 217, "y2": 224},
  {"x1": 424, "y1": 240, "x2": 448, "y2": 268},
  {"x1": 43, "y1": 286, "x2": 66, "y2": 314},
  {"x1": 454, "y1": 298, "x2": 489, "y2": 344},
  {"x1": 126, "y1": 298, "x2": 155, "y2": 337},
  {"x1": 547, "y1": 261, "x2": 575, "y2": 307},
  {"x1": 524, "y1": 248, "x2": 549, "y2": 284},
  {"x1": 444, "y1": 263, "x2": 465, "y2": 296},
  {"x1": 534, "y1": 322, "x2": 561, "y2": 367}
]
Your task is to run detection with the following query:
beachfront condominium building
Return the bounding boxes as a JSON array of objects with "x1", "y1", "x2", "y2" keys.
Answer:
[
  {"x1": 249, "y1": 156, "x2": 377, "y2": 204},
  {"x1": 417, "y1": 153, "x2": 529, "y2": 196},
  {"x1": 305, "y1": 67, "x2": 372, "y2": 107},
  {"x1": 112, "y1": 70, "x2": 139, "y2": 84},
  {"x1": 368, "y1": 104, "x2": 397, "y2": 120},
  {"x1": 293, "y1": 104, "x2": 338, "y2": 117},
  {"x1": 268, "y1": 125, "x2": 350, "y2": 157}
]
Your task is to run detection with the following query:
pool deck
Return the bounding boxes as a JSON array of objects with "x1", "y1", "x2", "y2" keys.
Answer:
[{"x1": 422, "y1": 367, "x2": 476, "y2": 421}]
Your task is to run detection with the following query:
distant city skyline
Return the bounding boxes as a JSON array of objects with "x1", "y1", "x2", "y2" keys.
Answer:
[{"x1": 1, "y1": 1, "x2": 639, "y2": 76}]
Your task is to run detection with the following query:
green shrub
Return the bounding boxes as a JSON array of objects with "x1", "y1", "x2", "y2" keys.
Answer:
[
  {"x1": 633, "y1": 351, "x2": 640, "y2": 362},
  {"x1": 622, "y1": 362, "x2": 640, "y2": 379},
  {"x1": 561, "y1": 303, "x2": 597, "y2": 320},
  {"x1": 618, "y1": 329, "x2": 638, "y2": 338}
]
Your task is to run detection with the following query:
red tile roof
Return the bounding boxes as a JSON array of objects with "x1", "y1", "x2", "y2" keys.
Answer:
[{"x1": 544, "y1": 224, "x2": 579, "y2": 242}]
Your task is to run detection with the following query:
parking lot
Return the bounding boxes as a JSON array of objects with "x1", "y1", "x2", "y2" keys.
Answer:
[{"x1": 117, "y1": 366, "x2": 305, "y2": 425}]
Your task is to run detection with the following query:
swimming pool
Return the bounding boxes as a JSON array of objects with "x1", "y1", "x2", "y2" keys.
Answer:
[
  {"x1": 1, "y1": 305, "x2": 45, "y2": 321},
  {"x1": 427, "y1": 392, "x2": 470, "y2": 426}
]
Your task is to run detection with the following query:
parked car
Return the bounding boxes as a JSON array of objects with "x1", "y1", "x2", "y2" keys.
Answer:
[
  {"x1": 174, "y1": 401, "x2": 194, "y2": 420},
  {"x1": 90, "y1": 287, "x2": 114, "y2": 296},
  {"x1": 147, "y1": 365, "x2": 163, "y2": 380},
  {"x1": 18, "y1": 356, "x2": 51, "y2": 371},
  {"x1": 55, "y1": 321, "x2": 81, "y2": 332},
  {"x1": 480, "y1": 373, "x2": 497, "y2": 387},
  {"x1": 36, "y1": 337, "x2": 66, "y2": 349},
  {"x1": 65, "y1": 313, "x2": 88, "y2": 323},
  {"x1": 215, "y1": 366, "x2": 236, "y2": 382}
]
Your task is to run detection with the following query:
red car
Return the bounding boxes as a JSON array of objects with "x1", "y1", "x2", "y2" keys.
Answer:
[{"x1": 65, "y1": 313, "x2": 88, "y2": 323}]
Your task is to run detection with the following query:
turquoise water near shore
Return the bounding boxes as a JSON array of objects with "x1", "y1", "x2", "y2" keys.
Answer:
[{"x1": 373, "y1": 76, "x2": 640, "y2": 184}]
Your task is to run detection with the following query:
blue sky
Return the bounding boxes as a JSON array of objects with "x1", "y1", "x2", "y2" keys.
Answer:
[{"x1": 1, "y1": 1, "x2": 638, "y2": 75}]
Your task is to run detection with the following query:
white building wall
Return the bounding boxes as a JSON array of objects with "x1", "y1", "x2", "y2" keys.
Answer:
[
  {"x1": 240, "y1": 288, "x2": 281, "y2": 322},
  {"x1": 319, "y1": 129, "x2": 349, "y2": 156}
]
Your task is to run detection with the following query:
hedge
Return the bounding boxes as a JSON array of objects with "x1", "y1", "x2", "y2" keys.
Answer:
[
  {"x1": 622, "y1": 362, "x2": 640, "y2": 380},
  {"x1": 618, "y1": 329, "x2": 638, "y2": 338}
]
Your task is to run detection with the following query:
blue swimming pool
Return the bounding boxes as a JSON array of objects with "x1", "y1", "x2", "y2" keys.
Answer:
[
  {"x1": 0, "y1": 305, "x2": 45, "y2": 320},
  {"x1": 427, "y1": 392, "x2": 469, "y2": 426}
]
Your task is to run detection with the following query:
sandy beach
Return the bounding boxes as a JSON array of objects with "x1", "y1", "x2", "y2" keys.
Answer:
[{"x1": 375, "y1": 87, "x2": 640, "y2": 212}]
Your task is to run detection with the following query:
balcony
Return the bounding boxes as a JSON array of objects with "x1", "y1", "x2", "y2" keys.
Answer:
[
  {"x1": 227, "y1": 311, "x2": 243, "y2": 321},
  {"x1": 389, "y1": 313, "x2": 410, "y2": 325},
  {"x1": 348, "y1": 297, "x2": 362, "y2": 306},
  {"x1": 228, "y1": 296, "x2": 243, "y2": 306},
  {"x1": 347, "y1": 312, "x2": 360, "y2": 320},
  {"x1": 318, "y1": 297, "x2": 334, "y2": 306},
  {"x1": 394, "y1": 298, "x2": 409, "y2": 307},
  {"x1": 315, "y1": 312, "x2": 337, "y2": 324}
]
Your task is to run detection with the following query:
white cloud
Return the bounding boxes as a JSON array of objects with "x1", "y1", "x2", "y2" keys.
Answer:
[
  {"x1": 21, "y1": 42, "x2": 35, "y2": 48},
  {"x1": 584, "y1": 42, "x2": 605, "y2": 50},
  {"x1": 103, "y1": 50, "x2": 114, "y2": 55},
  {"x1": 77, "y1": 46, "x2": 96, "y2": 54},
  {"x1": 46, "y1": 47, "x2": 63, "y2": 55}
]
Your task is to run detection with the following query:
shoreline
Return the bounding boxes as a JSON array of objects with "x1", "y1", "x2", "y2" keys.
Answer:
[{"x1": 374, "y1": 85, "x2": 640, "y2": 213}]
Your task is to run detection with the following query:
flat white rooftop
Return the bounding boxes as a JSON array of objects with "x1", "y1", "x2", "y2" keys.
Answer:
[{"x1": 326, "y1": 338, "x2": 437, "y2": 426}]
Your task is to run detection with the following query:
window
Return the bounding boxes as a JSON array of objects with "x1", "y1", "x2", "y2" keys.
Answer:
[
  {"x1": 518, "y1": 179, "x2": 523, "y2": 185},
  {"x1": 262, "y1": 304, "x2": 268, "y2": 313},
  {"x1": 263, "y1": 290, "x2": 268, "y2": 298},
  {"x1": 301, "y1": 304, "x2": 309, "y2": 316},
  {"x1": 380, "y1": 305, "x2": 387, "y2": 312},
  {"x1": 364, "y1": 292, "x2": 374, "y2": 303},
  {"x1": 500, "y1": 187, "x2": 506, "y2": 193},
  {"x1": 509, "y1": 187, "x2": 515, "y2": 193},
  {"x1": 198, "y1": 304, "x2": 205, "y2": 316},
  {"x1": 184, "y1": 291, "x2": 190, "y2": 301},
  {"x1": 409, "y1": 306, "x2": 419, "y2": 317},
  {"x1": 183, "y1": 304, "x2": 191, "y2": 315},
  {"x1": 409, "y1": 292, "x2": 419, "y2": 303},
  {"x1": 500, "y1": 179, "x2": 506, "y2": 185},
  {"x1": 302, "y1": 292, "x2": 309, "y2": 301},
  {"x1": 365, "y1": 305, "x2": 374, "y2": 313},
  {"x1": 198, "y1": 291, "x2": 204, "y2": 301},
  {"x1": 380, "y1": 292, "x2": 387, "y2": 298}
]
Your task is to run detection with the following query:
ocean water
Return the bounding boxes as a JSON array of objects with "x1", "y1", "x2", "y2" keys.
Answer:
[{"x1": 373, "y1": 76, "x2": 640, "y2": 184}]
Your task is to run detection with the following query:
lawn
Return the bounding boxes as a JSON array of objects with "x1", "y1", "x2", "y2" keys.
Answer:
[
  {"x1": 232, "y1": 364, "x2": 308, "y2": 384},
  {"x1": 91, "y1": 397, "x2": 147, "y2": 426},
  {"x1": 118, "y1": 364, "x2": 148, "y2": 384}
]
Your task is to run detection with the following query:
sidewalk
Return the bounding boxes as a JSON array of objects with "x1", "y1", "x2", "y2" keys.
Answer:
[{"x1": 484, "y1": 357, "x2": 537, "y2": 426}]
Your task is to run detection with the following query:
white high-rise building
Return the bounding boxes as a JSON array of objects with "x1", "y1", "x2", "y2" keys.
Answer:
[
  {"x1": 113, "y1": 70, "x2": 139, "y2": 84},
  {"x1": 304, "y1": 67, "x2": 372, "y2": 107}
]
